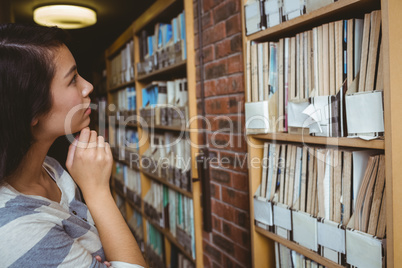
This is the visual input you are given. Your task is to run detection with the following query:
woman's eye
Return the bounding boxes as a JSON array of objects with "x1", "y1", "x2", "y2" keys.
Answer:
[{"x1": 70, "y1": 74, "x2": 77, "y2": 85}]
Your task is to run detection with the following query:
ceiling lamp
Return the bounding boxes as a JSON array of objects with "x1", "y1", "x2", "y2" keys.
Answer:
[{"x1": 33, "y1": 5, "x2": 97, "y2": 29}]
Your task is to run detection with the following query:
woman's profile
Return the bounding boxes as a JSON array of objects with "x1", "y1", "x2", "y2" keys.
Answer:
[{"x1": 0, "y1": 23, "x2": 146, "y2": 267}]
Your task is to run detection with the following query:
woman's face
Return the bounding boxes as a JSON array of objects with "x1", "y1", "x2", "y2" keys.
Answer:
[{"x1": 34, "y1": 45, "x2": 93, "y2": 140}]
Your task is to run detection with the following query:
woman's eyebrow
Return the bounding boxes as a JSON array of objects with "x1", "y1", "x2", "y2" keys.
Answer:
[{"x1": 64, "y1": 65, "x2": 77, "y2": 79}]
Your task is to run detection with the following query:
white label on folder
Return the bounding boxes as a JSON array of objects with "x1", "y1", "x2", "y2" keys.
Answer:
[
  {"x1": 346, "y1": 229, "x2": 383, "y2": 268},
  {"x1": 245, "y1": 101, "x2": 271, "y2": 131},
  {"x1": 346, "y1": 91, "x2": 384, "y2": 134},
  {"x1": 254, "y1": 197, "x2": 273, "y2": 226},
  {"x1": 292, "y1": 210, "x2": 318, "y2": 251},
  {"x1": 317, "y1": 220, "x2": 346, "y2": 253},
  {"x1": 273, "y1": 204, "x2": 292, "y2": 230}
]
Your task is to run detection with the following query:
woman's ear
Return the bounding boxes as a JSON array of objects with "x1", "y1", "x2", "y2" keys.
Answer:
[{"x1": 31, "y1": 118, "x2": 39, "y2": 126}]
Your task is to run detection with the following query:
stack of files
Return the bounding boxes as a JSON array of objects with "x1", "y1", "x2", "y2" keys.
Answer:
[
  {"x1": 254, "y1": 142, "x2": 386, "y2": 265},
  {"x1": 143, "y1": 181, "x2": 166, "y2": 228},
  {"x1": 305, "y1": 0, "x2": 334, "y2": 13},
  {"x1": 274, "y1": 242, "x2": 324, "y2": 268},
  {"x1": 139, "y1": 79, "x2": 189, "y2": 128},
  {"x1": 169, "y1": 244, "x2": 195, "y2": 268},
  {"x1": 109, "y1": 40, "x2": 135, "y2": 87},
  {"x1": 140, "y1": 81, "x2": 167, "y2": 127},
  {"x1": 245, "y1": 10, "x2": 384, "y2": 138},
  {"x1": 171, "y1": 11, "x2": 187, "y2": 63},
  {"x1": 127, "y1": 211, "x2": 144, "y2": 252},
  {"x1": 282, "y1": 0, "x2": 305, "y2": 21},
  {"x1": 256, "y1": 142, "x2": 384, "y2": 227},
  {"x1": 124, "y1": 129, "x2": 139, "y2": 165},
  {"x1": 168, "y1": 189, "x2": 196, "y2": 259},
  {"x1": 126, "y1": 167, "x2": 142, "y2": 208},
  {"x1": 145, "y1": 221, "x2": 165, "y2": 268},
  {"x1": 169, "y1": 78, "x2": 189, "y2": 127},
  {"x1": 264, "y1": 0, "x2": 282, "y2": 28},
  {"x1": 244, "y1": 0, "x2": 265, "y2": 36},
  {"x1": 137, "y1": 10, "x2": 186, "y2": 75},
  {"x1": 345, "y1": 10, "x2": 384, "y2": 139}
]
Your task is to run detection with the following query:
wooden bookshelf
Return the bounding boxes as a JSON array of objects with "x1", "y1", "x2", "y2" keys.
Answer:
[
  {"x1": 141, "y1": 169, "x2": 193, "y2": 198},
  {"x1": 242, "y1": 0, "x2": 401, "y2": 267},
  {"x1": 251, "y1": 133, "x2": 385, "y2": 149},
  {"x1": 136, "y1": 60, "x2": 187, "y2": 82},
  {"x1": 105, "y1": 0, "x2": 202, "y2": 267},
  {"x1": 142, "y1": 213, "x2": 196, "y2": 264},
  {"x1": 256, "y1": 226, "x2": 343, "y2": 268},
  {"x1": 107, "y1": 79, "x2": 136, "y2": 93},
  {"x1": 249, "y1": 0, "x2": 380, "y2": 41}
]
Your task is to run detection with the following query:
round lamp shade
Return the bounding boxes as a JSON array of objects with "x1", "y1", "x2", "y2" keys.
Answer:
[{"x1": 33, "y1": 5, "x2": 97, "y2": 29}]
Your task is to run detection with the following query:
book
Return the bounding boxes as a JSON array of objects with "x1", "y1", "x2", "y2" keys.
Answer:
[
  {"x1": 367, "y1": 154, "x2": 385, "y2": 235},
  {"x1": 358, "y1": 13, "x2": 371, "y2": 92},
  {"x1": 365, "y1": 10, "x2": 382, "y2": 92}
]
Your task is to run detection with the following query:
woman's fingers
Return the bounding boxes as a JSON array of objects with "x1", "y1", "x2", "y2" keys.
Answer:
[
  {"x1": 97, "y1": 135, "x2": 105, "y2": 148},
  {"x1": 76, "y1": 127, "x2": 91, "y2": 150},
  {"x1": 88, "y1": 130, "x2": 98, "y2": 149}
]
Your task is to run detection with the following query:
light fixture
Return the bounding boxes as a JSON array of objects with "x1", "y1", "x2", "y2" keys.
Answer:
[{"x1": 33, "y1": 4, "x2": 97, "y2": 29}]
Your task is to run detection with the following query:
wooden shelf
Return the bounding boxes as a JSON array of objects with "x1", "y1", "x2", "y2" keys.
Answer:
[
  {"x1": 126, "y1": 196, "x2": 142, "y2": 213},
  {"x1": 255, "y1": 226, "x2": 343, "y2": 268},
  {"x1": 136, "y1": 60, "x2": 187, "y2": 82},
  {"x1": 141, "y1": 169, "x2": 193, "y2": 198},
  {"x1": 143, "y1": 213, "x2": 195, "y2": 264},
  {"x1": 246, "y1": 0, "x2": 379, "y2": 42},
  {"x1": 113, "y1": 157, "x2": 140, "y2": 171},
  {"x1": 141, "y1": 124, "x2": 188, "y2": 132},
  {"x1": 107, "y1": 79, "x2": 136, "y2": 93},
  {"x1": 250, "y1": 133, "x2": 385, "y2": 149}
]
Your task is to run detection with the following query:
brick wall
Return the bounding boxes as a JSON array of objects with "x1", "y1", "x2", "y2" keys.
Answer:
[{"x1": 193, "y1": 0, "x2": 251, "y2": 267}]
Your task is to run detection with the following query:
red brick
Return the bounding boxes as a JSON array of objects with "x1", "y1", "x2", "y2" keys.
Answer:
[
  {"x1": 228, "y1": 53, "x2": 243, "y2": 74},
  {"x1": 218, "y1": 151, "x2": 248, "y2": 173},
  {"x1": 210, "y1": 182, "x2": 221, "y2": 199},
  {"x1": 215, "y1": 39, "x2": 231, "y2": 59},
  {"x1": 214, "y1": 1, "x2": 239, "y2": 23},
  {"x1": 203, "y1": 45, "x2": 215, "y2": 63},
  {"x1": 235, "y1": 210, "x2": 250, "y2": 229},
  {"x1": 204, "y1": 58, "x2": 227, "y2": 80},
  {"x1": 213, "y1": 233, "x2": 235, "y2": 255},
  {"x1": 234, "y1": 244, "x2": 252, "y2": 266},
  {"x1": 212, "y1": 215, "x2": 222, "y2": 232},
  {"x1": 211, "y1": 199, "x2": 235, "y2": 222},
  {"x1": 203, "y1": 242, "x2": 222, "y2": 263},
  {"x1": 210, "y1": 167, "x2": 231, "y2": 186},
  {"x1": 203, "y1": 22, "x2": 226, "y2": 46},
  {"x1": 208, "y1": 132, "x2": 247, "y2": 152},
  {"x1": 208, "y1": 114, "x2": 245, "y2": 134},
  {"x1": 203, "y1": 0, "x2": 221, "y2": 12},
  {"x1": 221, "y1": 221, "x2": 251, "y2": 249},
  {"x1": 203, "y1": 255, "x2": 212, "y2": 268},
  {"x1": 202, "y1": 12, "x2": 213, "y2": 30},
  {"x1": 221, "y1": 186, "x2": 250, "y2": 211},
  {"x1": 231, "y1": 172, "x2": 249, "y2": 191},
  {"x1": 226, "y1": 14, "x2": 242, "y2": 37},
  {"x1": 205, "y1": 96, "x2": 230, "y2": 114},
  {"x1": 230, "y1": 34, "x2": 243, "y2": 53},
  {"x1": 202, "y1": 74, "x2": 245, "y2": 97}
]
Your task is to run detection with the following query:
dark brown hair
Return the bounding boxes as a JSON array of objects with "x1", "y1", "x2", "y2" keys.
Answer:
[{"x1": 0, "y1": 23, "x2": 69, "y2": 181}]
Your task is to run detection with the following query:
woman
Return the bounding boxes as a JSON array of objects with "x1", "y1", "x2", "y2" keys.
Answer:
[{"x1": 0, "y1": 23, "x2": 146, "y2": 267}]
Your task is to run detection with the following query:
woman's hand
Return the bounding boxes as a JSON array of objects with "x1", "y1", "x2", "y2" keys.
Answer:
[{"x1": 66, "y1": 127, "x2": 113, "y2": 200}]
